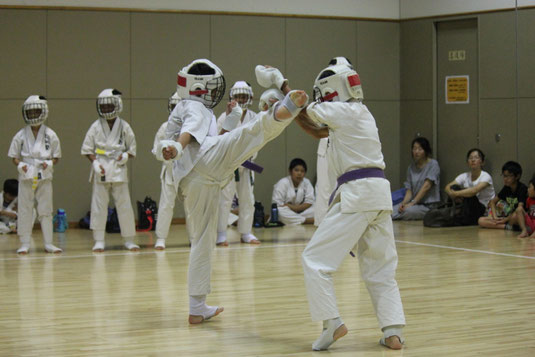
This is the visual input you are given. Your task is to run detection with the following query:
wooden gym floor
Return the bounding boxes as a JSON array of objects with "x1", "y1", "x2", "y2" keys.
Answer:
[{"x1": 0, "y1": 221, "x2": 534, "y2": 356}]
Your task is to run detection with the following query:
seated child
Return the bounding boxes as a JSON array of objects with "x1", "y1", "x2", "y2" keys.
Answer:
[
  {"x1": 0, "y1": 179, "x2": 18, "y2": 234},
  {"x1": 478, "y1": 161, "x2": 527, "y2": 230},
  {"x1": 272, "y1": 158, "x2": 315, "y2": 225},
  {"x1": 518, "y1": 177, "x2": 535, "y2": 238}
]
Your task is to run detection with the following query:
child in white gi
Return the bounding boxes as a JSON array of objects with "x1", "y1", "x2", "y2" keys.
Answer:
[
  {"x1": 151, "y1": 92, "x2": 181, "y2": 250},
  {"x1": 272, "y1": 158, "x2": 315, "y2": 225},
  {"x1": 0, "y1": 179, "x2": 18, "y2": 234},
  {"x1": 294, "y1": 64, "x2": 406, "y2": 350},
  {"x1": 81, "y1": 89, "x2": 139, "y2": 252},
  {"x1": 158, "y1": 59, "x2": 308, "y2": 324},
  {"x1": 216, "y1": 81, "x2": 260, "y2": 245},
  {"x1": 8, "y1": 95, "x2": 62, "y2": 254}
]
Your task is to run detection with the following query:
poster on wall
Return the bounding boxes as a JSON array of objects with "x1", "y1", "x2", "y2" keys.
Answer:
[{"x1": 445, "y1": 75, "x2": 469, "y2": 104}]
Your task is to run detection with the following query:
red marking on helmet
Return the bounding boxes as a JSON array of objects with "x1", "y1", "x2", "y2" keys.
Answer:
[
  {"x1": 177, "y1": 75, "x2": 187, "y2": 87},
  {"x1": 190, "y1": 90, "x2": 208, "y2": 96},
  {"x1": 322, "y1": 91, "x2": 338, "y2": 102},
  {"x1": 348, "y1": 74, "x2": 361, "y2": 87}
]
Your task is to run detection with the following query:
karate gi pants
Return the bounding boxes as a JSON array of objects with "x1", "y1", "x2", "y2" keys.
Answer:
[
  {"x1": 278, "y1": 205, "x2": 315, "y2": 225},
  {"x1": 314, "y1": 152, "x2": 334, "y2": 226},
  {"x1": 17, "y1": 179, "x2": 54, "y2": 245},
  {"x1": 155, "y1": 179, "x2": 178, "y2": 240},
  {"x1": 217, "y1": 166, "x2": 254, "y2": 235},
  {"x1": 181, "y1": 110, "x2": 292, "y2": 296},
  {"x1": 302, "y1": 203, "x2": 405, "y2": 329},
  {"x1": 90, "y1": 179, "x2": 136, "y2": 238}
]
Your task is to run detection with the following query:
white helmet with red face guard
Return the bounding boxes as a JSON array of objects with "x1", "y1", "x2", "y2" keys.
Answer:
[
  {"x1": 176, "y1": 59, "x2": 226, "y2": 109},
  {"x1": 313, "y1": 64, "x2": 363, "y2": 103}
]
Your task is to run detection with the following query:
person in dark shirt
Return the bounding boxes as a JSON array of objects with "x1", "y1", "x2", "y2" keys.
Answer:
[{"x1": 478, "y1": 161, "x2": 527, "y2": 230}]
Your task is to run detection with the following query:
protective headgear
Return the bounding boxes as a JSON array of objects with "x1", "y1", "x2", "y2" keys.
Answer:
[
  {"x1": 97, "y1": 88, "x2": 123, "y2": 120},
  {"x1": 313, "y1": 64, "x2": 364, "y2": 103},
  {"x1": 328, "y1": 56, "x2": 354, "y2": 69},
  {"x1": 168, "y1": 91, "x2": 181, "y2": 113},
  {"x1": 176, "y1": 59, "x2": 226, "y2": 109},
  {"x1": 229, "y1": 81, "x2": 253, "y2": 109},
  {"x1": 258, "y1": 89, "x2": 284, "y2": 111},
  {"x1": 22, "y1": 95, "x2": 48, "y2": 126}
]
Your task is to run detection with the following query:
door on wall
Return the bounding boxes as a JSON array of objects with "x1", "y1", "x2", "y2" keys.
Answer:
[{"x1": 436, "y1": 19, "x2": 478, "y2": 186}]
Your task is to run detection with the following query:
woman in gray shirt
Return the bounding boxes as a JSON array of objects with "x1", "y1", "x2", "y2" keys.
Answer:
[{"x1": 392, "y1": 137, "x2": 440, "y2": 220}]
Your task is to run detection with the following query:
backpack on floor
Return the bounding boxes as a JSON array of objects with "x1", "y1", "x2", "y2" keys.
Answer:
[
  {"x1": 137, "y1": 196, "x2": 158, "y2": 231},
  {"x1": 253, "y1": 201, "x2": 265, "y2": 228},
  {"x1": 106, "y1": 207, "x2": 121, "y2": 233}
]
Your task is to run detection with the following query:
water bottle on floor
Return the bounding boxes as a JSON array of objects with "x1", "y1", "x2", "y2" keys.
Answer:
[{"x1": 53, "y1": 208, "x2": 68, "y2": 233}]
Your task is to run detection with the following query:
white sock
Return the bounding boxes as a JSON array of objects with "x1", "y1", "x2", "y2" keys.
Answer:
[
  {"x1": 216, "y1": 231, "x2": 227, "y2": 244},
  {"x1": 44, "y1": 244, "x2": 62, "y2": 253},
  {"x1": 241, "y1": 233, "x2": 258, "y2": 243},
  {"x1": 155, "y1": 238, "x2": 166, "y2": 249},
  {"x1": 124, "y1": 240, "x2": 140, "y2": 251},
  {"x1": 189, "y1": 295, "x2": 219, "y2": 319},
  {"x1": 312, "y1": 317, "x2": 344, "y2": 351},
  {"x1": 92, "y1": 240, "x2": 105, "y2": 252}
]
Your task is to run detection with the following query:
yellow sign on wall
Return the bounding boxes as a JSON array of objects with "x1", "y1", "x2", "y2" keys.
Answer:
[{"x1": 445, "y1": 75, "x2": 469, "y2": 104}]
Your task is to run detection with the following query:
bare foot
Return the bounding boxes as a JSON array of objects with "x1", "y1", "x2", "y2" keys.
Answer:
[
  {"x1": 333, "y1": 324, "x2": 348, "y2": 342},
  {"x1": 275, "y1": 90, "x2": 308, "y2": 120},
  {"x1": 384, "y1": 335, "x2": 403, "y2": 350},
  {"x1": 519, "y1": 231, "x2": 529, "y2": 238},
  {"x1": 188, "y1": 307, "x2": 224, "y2": 324},
  {"x1": 216, "y1": 241, "x2": 229, "y2": 247},
  {"x1": 241, "y1": 238, "x2": 261, "y2": 245}
]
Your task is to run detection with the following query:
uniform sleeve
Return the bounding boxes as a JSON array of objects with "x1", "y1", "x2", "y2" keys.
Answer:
[
  {"x1": 306, "y1": 102, "x2": 329, "y2": 126},
  {"x1": 304, "y1": 179, "x2": 315, "y2": 204},
  {"x1": 49, "y1": 130, "x2": 62, "y2": 159},
  {"x1": 180, "y1": 102, "x2": 212, "y2": 144},
  {"x1": 272, "y1": 178, "x2": 287, "y2": 206},
  {"x1": 8, "y1": 132, "x2": 22, "y2": 159},
  {"x1": 425, "y1": 160, "x2": 440, "y2": 185},
  {"x1": 81, "y1": 124, "x2": 96, "y2": 155},
  {"x1": 124, "y1": 123, "x2": 136, "y2": 157},
  {"x1": 216, "y1": 112, "x2": 226, "y2": 133}
]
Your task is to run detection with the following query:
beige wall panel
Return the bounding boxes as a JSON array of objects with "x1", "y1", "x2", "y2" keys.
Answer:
[
  {"x1": 286, "y1": 18, "x2": 357, "y2": 95},
  {"x1": 400, "y1": 100, "x2": 434, "y2": 184},
  {"x1": 478, "y1": 99, "x2": 517, "y2": 181},
  {"x1": 253, "y1": 130, "x2": 287, "y2": 210},
  {"x1": 518, "y1": 9, "x2": 535, "y2": 98},
  {"x1": 400, "y1": 20, "x2": 434, "y2": 100},
  {"x1": 357, "y1": 21, "x2": 400, "y2": 101},
  {"x1": 1, "y1": 101, "x2": 28, "y2": 181},
  {"x1": 131, "y1": 13, "x2": 211, "y2": 99},
  {"x1": 211, "y1": 15, "x2": 285, "y2": 106},
  {"x1": 0, "y1": 9, "x2": 46, "y2": 99},
  {"x1": 366, "y1": 101, "x2": 401, "y2": 188},
  {"x1": 130, "y1": 100, "x2": 185, "y2": 218},
  {"x1": 517, "y1": 99, "x2": 535, "y2": 181},
  {"x1": 47, "y1": 10, "x2": 130, "y2": 99},
  {"x1": 479, "y1": 11, "x2": 516, "y2": 99}
]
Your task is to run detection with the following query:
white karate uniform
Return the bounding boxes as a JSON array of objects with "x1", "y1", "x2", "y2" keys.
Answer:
[
  {"x1": 216, "y1": 109, "x2": 257, "y2": 235},
  {"x1": 301, "y1": 101, "x2": 406, "y2": 330},
  {"x1": 272, "y1": 176, "x2": 315, "y2": 225},
  {"x1": 154, "y1": 107, "x2": 218, "y2": 242},
  {"x1": 81, "y1": 118, "x2": 137, "y2": 240},
  {"x1": 8, "y1": 125, "x2": 61, "y2": 245},
  {"x1": 314, "y1": 137, "x2": 336, "y2": 226},
  {"x1": 168, "y1": 100, "x2": 294, "y2": 297},
  {"x1": 0, "y1": 192, "x2": 18, "y2": 234}
]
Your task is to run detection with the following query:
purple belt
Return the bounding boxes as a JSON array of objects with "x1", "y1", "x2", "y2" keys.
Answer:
[
  {"x1": 241, "y1": 160, "x2": 264, "y2": 174},
  {"x1": 328, "y1": 167, "x2": 385, "y2": 205}
]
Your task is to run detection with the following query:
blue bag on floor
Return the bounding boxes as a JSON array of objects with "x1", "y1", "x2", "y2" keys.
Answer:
[{"x1": 391, "y1": 188, "x2": 407, "y2": 205}]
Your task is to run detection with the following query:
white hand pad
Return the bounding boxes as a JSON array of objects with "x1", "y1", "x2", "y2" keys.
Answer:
[
  {"x1": 255, "y1": 65, "x2": 288, "y2": 89},
  {"x1": 221, "y1": 105, "x2": 243, "y2": 132},
  {"x1": 92, "y1": 160, "x2": 103, "y2": 176},
  {"x1": 117, "y1": 152, "x2": 129, "y2": 166},
  {"x1": 159, "y1": 140, "x2": 183, "y2": 161},
  {"x1": 17, "y1": 162, "x2": 28, "y2": 176}
]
